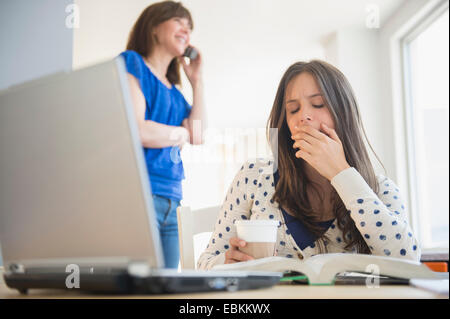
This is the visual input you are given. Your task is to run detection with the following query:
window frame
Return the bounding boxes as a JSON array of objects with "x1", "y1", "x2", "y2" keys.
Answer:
[{"x1": 400, "y1": 0, "x2": 449, "y2": 249}]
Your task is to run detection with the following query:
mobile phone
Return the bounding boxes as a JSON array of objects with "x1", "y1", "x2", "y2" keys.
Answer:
[{"x1": 183, "y1": 46, "x2": 198, "y2": 60}]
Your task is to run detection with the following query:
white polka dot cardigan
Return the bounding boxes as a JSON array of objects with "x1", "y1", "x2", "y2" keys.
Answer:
[{"x1": 197, "y1": 159, "x2": 421, "y2": 270}]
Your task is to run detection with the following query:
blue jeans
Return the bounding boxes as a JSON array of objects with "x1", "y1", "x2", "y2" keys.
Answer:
[{"x1": 152, "y1": 194, "x2": 180, "y2": 269}]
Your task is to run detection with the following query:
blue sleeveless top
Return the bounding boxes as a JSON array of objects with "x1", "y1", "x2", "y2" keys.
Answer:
[
  {"x1": 273, "y1": 171, "x2": 334, "y2": 250},
  {"x1": 119, "y1": 50, "x2": 192, "y2": 201}
]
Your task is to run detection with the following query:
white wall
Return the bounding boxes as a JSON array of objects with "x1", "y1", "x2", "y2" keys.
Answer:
[
  {"x1": 72, "y1": 0, "x2": 146, "y2": 69},
  {"x1": 73, "y1": 0, "x2": 325, "y2": 129},
  {"x1": 0, "y1": 0, "x2": 74, "y2": 90},
  {"x1": 72, "y1": 0, "x2": 406, "y2": 209},
  {"x1": 72, "y1": 0, "x2": 326, "y2": 209},
  {"x1": 322, "y1": 27, "x2": 386, "y2": 176}
]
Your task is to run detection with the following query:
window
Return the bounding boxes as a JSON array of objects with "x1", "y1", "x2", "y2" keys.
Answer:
[{"x1": 402, "y1": 3, "x2": 449, "y2": 249}]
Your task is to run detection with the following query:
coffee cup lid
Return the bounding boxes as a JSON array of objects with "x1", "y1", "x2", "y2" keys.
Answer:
[{"x1": 235, "y1": 220, "x2": 280, "y2": 227}]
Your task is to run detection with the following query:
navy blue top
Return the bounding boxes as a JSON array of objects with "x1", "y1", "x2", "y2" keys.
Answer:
[
  {"x1": 273, "y1": 171, "x2": 334, "y2": 250},
  {"x1": 119, "y1": 50, "x2": 192, "y2": 201}
]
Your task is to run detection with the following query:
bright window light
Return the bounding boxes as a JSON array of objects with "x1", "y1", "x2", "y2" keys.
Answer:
[{"x1": 403, "y1": 7, "x2": 449, "y2": 248}]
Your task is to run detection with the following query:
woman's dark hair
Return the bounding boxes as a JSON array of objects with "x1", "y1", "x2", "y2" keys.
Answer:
[
  {"x1": 126, "y1": 1, "x2": 193, "y2": 85},
  {"x1": 267, "y1": 60, "x2": 384, "y2": 254}
]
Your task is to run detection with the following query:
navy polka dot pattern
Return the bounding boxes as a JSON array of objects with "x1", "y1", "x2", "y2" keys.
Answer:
[
  {"x1": 197, "y1": 160, "x2": 421, "y2": 270},
  {"x1": 334, "y1": 171, "x2": 421, "y2": 263}
]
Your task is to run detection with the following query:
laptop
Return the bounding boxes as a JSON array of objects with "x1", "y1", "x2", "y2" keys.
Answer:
[{"x1": 0, "y1": 57, "x2": 282, "y2": 295}]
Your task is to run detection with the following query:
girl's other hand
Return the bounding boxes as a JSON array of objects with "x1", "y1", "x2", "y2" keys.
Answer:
[{"x1": 224, "y1": 237, "x2": 255, "y2": 264}]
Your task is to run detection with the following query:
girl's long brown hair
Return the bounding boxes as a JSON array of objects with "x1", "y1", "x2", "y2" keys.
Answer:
[
  {"x1": 126, "y1": 1, "x2": 193, "y2": 85},
  {"x1": 267, "y1": 60, "x2": 383, "y2": 254}
]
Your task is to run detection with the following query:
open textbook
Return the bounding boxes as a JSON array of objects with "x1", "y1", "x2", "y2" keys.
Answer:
[{"x1": 212, "y1": 253, "x2": 449, "y2": 285}]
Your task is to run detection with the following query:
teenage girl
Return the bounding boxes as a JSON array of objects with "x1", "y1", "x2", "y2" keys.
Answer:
[{"x1": 198, "y1": 60, "x2": 420, "y2": 268}]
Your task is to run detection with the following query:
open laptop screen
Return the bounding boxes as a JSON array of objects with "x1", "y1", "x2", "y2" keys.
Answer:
[{"x1": 0, "y1": 58, "x2": 164, "y2": 269}]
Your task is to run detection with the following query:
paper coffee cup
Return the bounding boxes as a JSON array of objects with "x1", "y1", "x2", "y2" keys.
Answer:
[{"x1": 235, "y1": 220, "x2": 279, "y2": 259}]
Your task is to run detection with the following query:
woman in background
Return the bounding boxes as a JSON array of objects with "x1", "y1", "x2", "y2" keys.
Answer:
[
  {"x1": 198, "y1": 60, "x2": 420, "y2": 268},
  {"x1": 120, "y1": 1, "x2": 205, "y2": 268}
]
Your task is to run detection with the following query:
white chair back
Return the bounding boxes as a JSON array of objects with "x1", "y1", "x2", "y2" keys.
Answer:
[{"x1": 176, "y1": 205, "x2": 221, "y2": 269}]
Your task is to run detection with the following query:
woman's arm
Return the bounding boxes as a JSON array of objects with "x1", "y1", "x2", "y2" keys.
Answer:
[
  {"x1": 179, "y1": 52, "x2": 206, "y2": 145},
  {"x1": 331, "y1": 168, "x2": 421, "y2": 261},
  {"x1": 127, "y1": 73, "x2": 189, "y2": 149},
  {"x1": 184, "y1": 80, "x2": 205, "y2": 145}
]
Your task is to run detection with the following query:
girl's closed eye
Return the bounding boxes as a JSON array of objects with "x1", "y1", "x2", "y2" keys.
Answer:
[
  {"x1": 290, "y1": 107, "x2": 300, "y2": 114},
  {"x1": 290, "y1": 104, "x2": 323, "y2": 114}
]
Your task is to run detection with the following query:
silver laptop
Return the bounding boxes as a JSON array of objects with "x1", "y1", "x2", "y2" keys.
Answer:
[{"x1": 0, "y1": 57, "x2": 281, "y2": 294}]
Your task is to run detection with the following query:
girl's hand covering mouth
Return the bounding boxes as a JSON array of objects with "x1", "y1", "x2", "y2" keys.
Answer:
[{"x1": 291, "y1": 123, "x2": 350, "y2": 180}]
